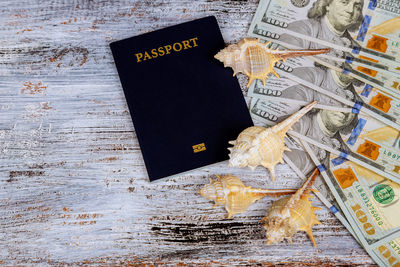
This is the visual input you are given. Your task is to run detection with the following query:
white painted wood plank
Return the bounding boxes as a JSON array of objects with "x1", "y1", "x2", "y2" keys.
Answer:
[{"x1": 0, "y1": 0, "x2": 376, "y2": 265}]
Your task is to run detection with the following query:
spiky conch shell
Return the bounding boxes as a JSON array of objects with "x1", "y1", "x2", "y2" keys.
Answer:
[
  {"x1": 214, "y1": 38, "x2": 330, "y2": 88},
  {"x1": 199, "y1": 174, "x2": 296, "y2": 219},
  {"x1": 261, "y1": 168, "x2": 322, "y2": 247},
  {"x1": 228, "y1": 101, "x2": 317, "y2": 181}
]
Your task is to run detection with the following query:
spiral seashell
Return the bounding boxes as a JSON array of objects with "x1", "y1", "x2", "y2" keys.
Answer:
[
  {"x1": 228, "y1": 101, "x2": 317, "y2": 181},
  {"x1": 261, "y1": 168, "x2": 322, "y2": 247},
  {"x1": 199, "y1": 174, "x2": 296, "y2": 219},
  {"x1": 215, "y1": 38, "x2": 330, "y2": 88}
]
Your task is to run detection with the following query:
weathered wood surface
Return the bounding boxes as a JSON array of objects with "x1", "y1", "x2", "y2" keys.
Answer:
[{"x1": 0, "y1": 0, "x2": 376, "y2": 265}]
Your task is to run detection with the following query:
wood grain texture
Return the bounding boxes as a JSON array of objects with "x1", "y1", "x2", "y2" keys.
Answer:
[{"x1": 0, "y1": 0, "x2": 376, "y2": 265}]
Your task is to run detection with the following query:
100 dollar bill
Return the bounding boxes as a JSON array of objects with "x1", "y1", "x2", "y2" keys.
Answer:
[
  {"x1": 250, "y1": 98, "x2": 400, "y2": 266},
  {"x1": 251, "y1": 24, "x2": 400, "y2": 76},
  {"x1": 250, "y1": 98, "x2": 400, "y2": 184},
  {"x1": 301, "y1": 140, "x2": 400, "y2": 267},
  {"x1": 283, "y1": 154, "x2": 360, "y2": 244},
  {"x1": 249, "y1": 27, "x2": 400, "y2": 99},
  {"x1": 249, "y1": 0, "x2": 400, "y2": 68},
  {"x1": 250, "y1": 103, "x2": 360, "y2": 244},
  {"x1": 250, "y1": 80, "x2": 400, "y2": 126},
  {"x1": 248, "y1": 58, "x2": 400, "y2": 131},
  {"x1": 361, "y1": 17, "x2": 400, "y2": 60},
  {"x1": 362, "y1": 32, "x2": 400, "y2": 61},
  {"x1": 366, "y1": 17, "x2": 400, "y2": 40}
]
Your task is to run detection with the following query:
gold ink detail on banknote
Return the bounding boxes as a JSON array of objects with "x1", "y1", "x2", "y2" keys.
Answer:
[
  {"x1": 392, "y1": 81, "x2": 399, "y2": 91},
  {"x1": 357, "y1": 140, "x2": 381, "y2": 161},
  {"x1": 393, "y1": 166, "x2": 400, "y2": 174},
  {"x1": 366, "y1": 35, "x2": 389, "y2": 54},
  {"x1": 357, "y1": 55, "x2": 379, "y2": 77},
  {"x1": 367, "y1": 17, "x2": 400, "y2": 37},
  {"x1": 369, "y1": 92, "x2": 392, "y2": 113},
  {"x1": 333, "y1": 168, "x2": 358, "y2": 190},
  {"x1": 351, "y1": 203, "x2": 376, "y2": 235},
  {"x1": 377, "y1": 244, "x2": 400, "y2": 266}
]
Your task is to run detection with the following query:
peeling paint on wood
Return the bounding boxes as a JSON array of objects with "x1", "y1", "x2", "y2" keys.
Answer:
[{"x1": 0, "y1": 0, "x2": 376, "y2": 265}]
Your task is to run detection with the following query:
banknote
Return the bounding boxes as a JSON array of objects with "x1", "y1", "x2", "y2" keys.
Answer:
[
  {"x1": 248, "y1": 0, "x2": 400, "y2": 68},
  {"x1": 250, "y1": 80, "x2": 400, "y2": 126},
  {"x1": 317, "y1": 50, "x2": 400, "y2": 77},
  {"x1": 249, "y1": 98, "x2": 400, "y2": 266},
  {"x1": 248, "y1": 26, "x2": 400, "y2": 99},
  {"x1": 247, "y1": 60, "x2": 400, "y2": 131},
  {"x1": 362, "y1": 17, "x2": 400, "y2": 60},
  {"x1": 300, "y1": 140, "x2": 400, "y2": 267},
  {"x1": 366, "y1": 17, "x2": 400, "y2": 40},
  {"x1": 370, "y1": 236, "x2": 400, "y2": 267},
  {"x1": 283, "y1": 154, "x2": 360, "y2": 244},
  {"x1": 247, "y1": 0, "x2": 400, "y2": 98},
  {"x1": 250, "y1": 24, "x2": 400, "y2": 77},
  {"x1": 362, "y1": 33, "x2": 400, "y2": 62},
  {"x1": 310, "y1": 54, "x2": 400, "y2": 100},
  {"x1": 249, "y1": 98, "x2": 400, "y2": 184},
  {"x1": 254, "y1": 24, "x2": 400, "y2": 72},
  {"x1": 250, "y1": 106, "x2": 360, "y2": 243}
]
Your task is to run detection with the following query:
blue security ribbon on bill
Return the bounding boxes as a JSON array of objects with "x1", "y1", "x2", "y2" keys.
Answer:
[
  {"x1": 352, "y1": 46, "x2": 361, "y2": 55},
  {"x1": 345, "y1": 56, "x2": 354, "y2": 64},
  {"x1": 351, "y1": 101, "x2": 363, "y2": 114},
  {"x1": 361, "y1": 84, "x2": 373, "y2": 97},
  {"x1": 357, "y1": 15, "x2": 372, "y2": 42},
  {"x1": 331, "y1": 151, "x2": 349, "y2": 166},
  {"x1": 347, "y1": 118, "x2": 367, "y2": 145},
  {"x1": 352, "y1": 101, "x2": 363, "y2": 114},
  {"x1": 329, "y1": 205, "x2": 339, "y2": 214},
  {"x1": 317, "y1": 164, "x2": 327, "y2": 173},
  {"x1": 368, "y1": 0, "x2": 377, "y2": 10}
]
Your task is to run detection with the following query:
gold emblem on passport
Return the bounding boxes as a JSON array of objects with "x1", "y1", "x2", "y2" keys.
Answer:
[{"x1": 193, "y1": 143, "x2": 206, "y2": 153}]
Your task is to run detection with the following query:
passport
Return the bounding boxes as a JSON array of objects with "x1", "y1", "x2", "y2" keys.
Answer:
[{"x1": 110, "y1": 16, "x2": 253, "y2": 181}]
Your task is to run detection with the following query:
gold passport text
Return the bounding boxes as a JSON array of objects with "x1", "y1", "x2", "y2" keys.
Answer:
[{"x1": 134, "y1": 37, "x2": 199, "y2": 63}]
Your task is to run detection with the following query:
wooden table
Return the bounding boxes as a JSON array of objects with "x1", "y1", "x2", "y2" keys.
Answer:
[{"x1": 0, "y1": 0, "x2": 376, "y2": 265}]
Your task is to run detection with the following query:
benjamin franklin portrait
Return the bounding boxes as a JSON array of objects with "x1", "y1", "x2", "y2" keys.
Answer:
[
  {"x1": 280, "y1": 65, "x2": 360, "y2": 107},
  {"x1": 285, "y1": 107, "x2": 358, "y2": 175},
  {"x1": 277, "y1": 0, "x2": 364, "y2": 58},
  {"x1": 279, "y1": 64, "x2": 363, "y2": 175}
]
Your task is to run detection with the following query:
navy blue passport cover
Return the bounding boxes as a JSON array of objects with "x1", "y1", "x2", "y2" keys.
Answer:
[{"x1": 110, "y1": 16, "x2": 253, "y2": 181}]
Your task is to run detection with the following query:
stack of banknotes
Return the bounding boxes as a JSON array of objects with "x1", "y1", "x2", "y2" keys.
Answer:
[{"x1": 247, "y1": 0, "x2": 400, "y2": 265}]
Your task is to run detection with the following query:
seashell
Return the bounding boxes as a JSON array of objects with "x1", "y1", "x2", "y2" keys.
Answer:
[
  {"x1": 261, "y1": 168, "x2": 322, "y2": 247},
  {"x1": 228, "y1": 101, "x2": 317, "y2": 181},
  {"x1": 215, "y1": 38, "x2": 330, "y2": 88},
  {"x1": 199, "y1": 174, "x2": 296, "y2": 219}
]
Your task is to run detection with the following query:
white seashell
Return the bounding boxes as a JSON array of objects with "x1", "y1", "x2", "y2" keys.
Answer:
[
  {"x1": 199, "y1": 174, "x2": 296, "y2": 219},
  {"x1": 261, "y1": 168, "x2": 322, "y2": 247},
  {"x1": 228, "y1": 101, "x2": 317, "y2": 181},
  {"x1": 215, "y1": 38, "x2": 330, "y2": 88}
]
